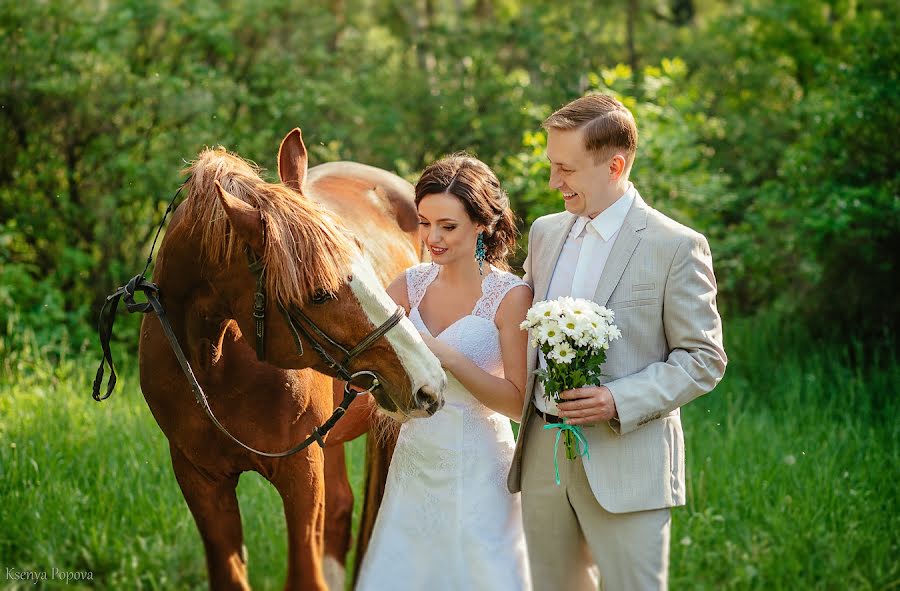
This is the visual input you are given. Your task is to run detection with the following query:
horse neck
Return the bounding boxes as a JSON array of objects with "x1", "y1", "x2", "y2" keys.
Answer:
[{"x1": 156, "y1": 215, "x2": 236, "y2": 340}]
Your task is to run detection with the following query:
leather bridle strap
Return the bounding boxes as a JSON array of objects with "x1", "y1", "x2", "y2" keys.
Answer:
[
  {"x1": 93, "y1": 275, "x2": 384, "y2": 457},
  {"x1": 245, "y1": 247, "x2": 267, "y2": 362},
  {"x1": 278, "y1": 302, "x2": 406, "y2": 383}
]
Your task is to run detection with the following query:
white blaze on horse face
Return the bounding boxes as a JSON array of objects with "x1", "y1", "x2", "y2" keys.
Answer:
[{"x1": 348, "y1": 257, "x2": 447, "y2": 411}]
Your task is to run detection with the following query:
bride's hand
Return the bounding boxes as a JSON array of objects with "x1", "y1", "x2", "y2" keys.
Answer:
[{"x1": 420, "y1": 333, "x2": 458, "y2": 369}]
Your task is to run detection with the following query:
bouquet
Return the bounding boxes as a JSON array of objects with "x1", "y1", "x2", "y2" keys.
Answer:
[{"x1": 520, "y1": 297, "x2": 621, "y2": 477}]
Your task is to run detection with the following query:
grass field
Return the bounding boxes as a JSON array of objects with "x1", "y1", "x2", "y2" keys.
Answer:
[{"x1": 0, "y1": 316, "x2": 897, "y2": 590}]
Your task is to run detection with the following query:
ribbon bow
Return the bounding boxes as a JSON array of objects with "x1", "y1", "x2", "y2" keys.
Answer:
[{"x1": 543, "y1": 423, "x2": 591, "y2": 485}]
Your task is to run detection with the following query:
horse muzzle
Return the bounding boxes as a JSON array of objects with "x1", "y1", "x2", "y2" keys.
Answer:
[{"x1": 412, "y1": 385, "x2": 444, "y2": 417}]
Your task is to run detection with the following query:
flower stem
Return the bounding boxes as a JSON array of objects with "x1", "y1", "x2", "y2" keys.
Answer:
[{"x1": 564, "y1": 430, "x2": 576, "y2": 460}]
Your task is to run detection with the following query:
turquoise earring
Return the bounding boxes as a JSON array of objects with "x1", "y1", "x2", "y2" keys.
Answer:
[{"x1": 475, "y1": 232, "x2": 487, "y2": 275}]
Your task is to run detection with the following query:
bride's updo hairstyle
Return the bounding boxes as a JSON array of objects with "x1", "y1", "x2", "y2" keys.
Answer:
[{"x1": 414, "y1": 153, "x2": 518, "y2": 270}]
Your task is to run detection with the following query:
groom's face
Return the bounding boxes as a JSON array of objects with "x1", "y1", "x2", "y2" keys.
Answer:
[{"x1": 546, "y1": 127, "x2": 612, "y2": 218}]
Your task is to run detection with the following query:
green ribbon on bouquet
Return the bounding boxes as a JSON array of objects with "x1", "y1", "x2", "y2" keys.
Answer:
[{"x1": 543, "y1": 423, "x2": 590, "y2": 486}]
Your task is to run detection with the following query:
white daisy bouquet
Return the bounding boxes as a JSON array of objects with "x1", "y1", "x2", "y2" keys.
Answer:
[{"x1": 520, "y1": 297, "x2": 621, "y2": 464}]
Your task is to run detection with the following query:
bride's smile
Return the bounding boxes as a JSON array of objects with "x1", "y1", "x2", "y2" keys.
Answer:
[{"x1": 417, "y1": 191, "x2": 484, "y2": 269}]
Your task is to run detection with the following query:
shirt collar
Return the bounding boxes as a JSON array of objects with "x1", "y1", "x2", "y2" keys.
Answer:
[
  {"x1": 570, "y1": 215, "x2": 590, "y2": 240},
  {"x1": 586, "y1": 183, "x2": 635, "y2": 241}
]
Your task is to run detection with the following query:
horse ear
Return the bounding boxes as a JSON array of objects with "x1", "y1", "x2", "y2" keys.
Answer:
[
  {"x1": 214, "y1": 181, "x2": 265, "y2": 255},
  {"x1": 278, "y1": 128, "x2": 308, "y2": 191}
]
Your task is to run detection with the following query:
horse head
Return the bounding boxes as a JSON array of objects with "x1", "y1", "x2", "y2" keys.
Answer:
[{"x1": 179, "y1": 142, "x2": 445, "y2": 420}]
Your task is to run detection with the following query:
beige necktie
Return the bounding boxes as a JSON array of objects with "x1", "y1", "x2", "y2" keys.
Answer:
[{"x1": 571, "y1": 222, "x2": 600, "y2": 299}]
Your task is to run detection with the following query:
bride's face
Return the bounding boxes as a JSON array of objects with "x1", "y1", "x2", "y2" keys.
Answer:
[{"x1": 417, "y1": 192, "x2": 482, "y2": 266}]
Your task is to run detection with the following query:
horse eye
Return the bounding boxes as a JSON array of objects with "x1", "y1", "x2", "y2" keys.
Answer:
[{"x1": 311, "y1": 289, "x2": 333, "y2": 305}]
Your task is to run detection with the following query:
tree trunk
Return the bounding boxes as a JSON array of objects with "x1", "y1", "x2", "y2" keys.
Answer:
[{"x1": 626, "y1": 0, "x2": 642, "y2": 97}]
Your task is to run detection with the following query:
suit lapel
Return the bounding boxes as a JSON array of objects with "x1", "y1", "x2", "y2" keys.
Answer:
[
  {"x1": 593, "y1": 193, "x2": 649, "y2": 306},
  {"x1": 524, "y1": 213, "x2": 575, "y2": 415},
  {"x1": 536, "y1": 213, "x2": 577, "y2": 300}
]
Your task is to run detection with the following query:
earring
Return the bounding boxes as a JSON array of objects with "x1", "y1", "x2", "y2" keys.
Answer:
[{"x1": 475, "y1": 232, "x2": 487, "y2": 275}]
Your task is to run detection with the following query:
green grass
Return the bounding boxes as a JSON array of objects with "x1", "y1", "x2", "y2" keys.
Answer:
[
  {"x1": 670, "y1": 318, "x2": 899, "y2": 590},
  {"x1": 0, "y1": 340, "x2": 366, "y2": 590},
  {"x1": 0, "y1": 318, "x2": 897, "y2": 589}
]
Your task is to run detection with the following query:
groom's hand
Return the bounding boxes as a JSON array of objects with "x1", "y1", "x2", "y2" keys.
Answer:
[{"x1": 556, "y1": 386, "x2": 618, "y2": 425}]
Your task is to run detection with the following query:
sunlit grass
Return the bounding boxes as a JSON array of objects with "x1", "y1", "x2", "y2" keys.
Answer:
[
  {"x1": 0, "y1": 317, "x2": 896, "y2": 589},
  {"x1": 671, "y1": 317, "x2": 899, "y2": 590},
  {"x1": 0, "y1": 345, "x2": 365, "y2": 590}
]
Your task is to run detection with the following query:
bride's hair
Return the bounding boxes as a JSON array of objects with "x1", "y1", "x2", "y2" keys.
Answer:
[{"x1": 414, "y1": 153, "x2": 518, "y2": 269}]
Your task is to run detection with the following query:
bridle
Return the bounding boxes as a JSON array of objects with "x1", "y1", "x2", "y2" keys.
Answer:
[
  {"x1": 244, "y1": 246, "x2": 405, "y2": 386},
  {"x1": 92, "y1": 177, "x2": 407, "y2": 457}
]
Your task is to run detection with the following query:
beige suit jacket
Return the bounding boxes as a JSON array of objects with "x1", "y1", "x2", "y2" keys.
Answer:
[{"x1": 508, "y1": 192, "x2": 727, "y2": 513}]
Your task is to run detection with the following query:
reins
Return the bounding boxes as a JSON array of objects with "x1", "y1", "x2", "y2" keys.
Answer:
[{"x1": 92, "y1": 176, "x2": 398, "y2": 457}]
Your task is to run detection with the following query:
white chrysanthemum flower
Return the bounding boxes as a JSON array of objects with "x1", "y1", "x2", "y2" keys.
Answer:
[
  {"x1": 557, "y1": 296, "x2": 578, "y2": 311},
  {"x1": 524, "y1": 306, "x2": 545, "y2": 327},
  {"x1": 575, "y1": 330, "x2": 595, "y2": 348},
  {"x1": 534, "y1": 321, "x2": 565, "y2": 346},
  {"x1": 589, "y1": 302, "x2": 614, "y2": 319},
  {"x1": 607, "y1": 325, "x2": 622, "y2": 341},
  {"x1": 569, "y1": 316, "x2": 594, "y2": 344},
  {"x1": 533, "y1": 299, "x2": 564, "y2": 321},
  {"x1": 568, "y1": 298, "x2": 593, "y2": 317},
  {"x1": 558, "y1": 315, "x2": 582, "y2": 338},
  {"x1": 580, "y1": 308, "x2": 601, "y2": 325},
  {"x1": 546, "y1": 325, "x2": 567, "y2": 346},
  {"x1": 549, "y1": 342, "x2": 576, "y2": 364}
]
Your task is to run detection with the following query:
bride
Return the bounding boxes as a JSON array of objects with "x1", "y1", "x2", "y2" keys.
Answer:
[{"x1": 355, "y1": 154, "x2": 533, "y2": 590}]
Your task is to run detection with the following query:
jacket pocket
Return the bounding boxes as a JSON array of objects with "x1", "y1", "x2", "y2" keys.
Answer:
[{"x1": 607, "y1": 297, "x2": 659, "y2": 309}]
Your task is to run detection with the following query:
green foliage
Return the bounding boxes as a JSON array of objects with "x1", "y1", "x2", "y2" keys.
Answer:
[
  {"x1": 682, "y1": 1, "x2": 900, "y2": 333},
  {"x1": 1, "y1": 0, "x2": 897, "y2": 357}
]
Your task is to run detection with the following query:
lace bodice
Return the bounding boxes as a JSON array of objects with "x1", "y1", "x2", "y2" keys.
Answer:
[{"x1": 406, "y1": 263, "x2": 528, "y2": 378}]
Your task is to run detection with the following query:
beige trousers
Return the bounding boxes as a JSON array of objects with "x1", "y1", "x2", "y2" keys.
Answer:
[{"x1": 520, "y1": 417, "x2": 671, "y2": 591}]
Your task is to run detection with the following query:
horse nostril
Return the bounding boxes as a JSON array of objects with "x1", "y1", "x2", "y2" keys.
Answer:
[{"x1": 414, "y1": 387, "x2": 443, "y2": 416}]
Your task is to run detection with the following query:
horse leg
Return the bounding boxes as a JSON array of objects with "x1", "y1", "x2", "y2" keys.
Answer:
[
  {"x1": 170, "y1": 445, "x2": 250, "y2": 591},
  {"x1": 272, "y1": 452, "x2": 328, "y2": 591},
  {"x1": 323, "y1": 444, "x2": 353, "y2": 591}
]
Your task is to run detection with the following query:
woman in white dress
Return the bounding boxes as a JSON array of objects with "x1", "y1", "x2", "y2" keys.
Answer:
[{"x1": 356, "y1": 154, "x2": 533, "y2": 590}]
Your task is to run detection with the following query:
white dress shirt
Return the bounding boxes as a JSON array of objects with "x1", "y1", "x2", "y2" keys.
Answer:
[{"x1": 534, "y1": 183, "x2": 636, "y2": 414}]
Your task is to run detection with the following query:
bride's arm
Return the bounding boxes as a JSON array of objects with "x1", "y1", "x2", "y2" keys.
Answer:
[
  {"x1": 385, "y1": 272, "x2": 411, "y2": 314},
  {"x1": 424, "y1": 284, "x2": 532, "y2": 420}
]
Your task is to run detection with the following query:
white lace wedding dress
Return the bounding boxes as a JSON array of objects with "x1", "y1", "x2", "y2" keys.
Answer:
[{"x1": 355, "y1": 263, "x2": 532, "y2": 591}]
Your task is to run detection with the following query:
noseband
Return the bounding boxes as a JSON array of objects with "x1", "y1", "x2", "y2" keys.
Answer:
[{"x1": 92, "y1": 178, "x2": 408, "y2": 458}]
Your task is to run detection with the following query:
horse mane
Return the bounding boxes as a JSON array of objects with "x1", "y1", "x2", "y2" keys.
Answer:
[{"x1": 181, "y1": 148, "x2": 356, "y2": 308}]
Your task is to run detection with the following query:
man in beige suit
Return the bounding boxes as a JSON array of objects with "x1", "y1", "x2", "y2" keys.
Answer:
[{"x1": 508, "y1": 94, "x2": 727, "y2": 590}]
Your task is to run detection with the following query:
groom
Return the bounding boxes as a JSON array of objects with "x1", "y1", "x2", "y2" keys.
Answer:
[{"x1": 508, "y1": 94, "x2": 727, "y2": 590}]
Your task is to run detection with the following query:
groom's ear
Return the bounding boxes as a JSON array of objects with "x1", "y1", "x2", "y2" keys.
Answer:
[{"x1": 609, "y1": 154, "x2": 627, "y2": 181}]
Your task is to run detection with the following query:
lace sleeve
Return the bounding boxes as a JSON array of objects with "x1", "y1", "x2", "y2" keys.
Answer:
[
  {"x1": 473, "y1": 270, "x2": 530, "y2": 321},
  {"x1": 406, "y1": 263, "x2": 438, "y2": 310}
]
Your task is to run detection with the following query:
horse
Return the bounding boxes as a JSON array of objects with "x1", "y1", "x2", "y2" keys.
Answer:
[{"x1": 138, "y1": 129, "x2": 445, "y2": 591}]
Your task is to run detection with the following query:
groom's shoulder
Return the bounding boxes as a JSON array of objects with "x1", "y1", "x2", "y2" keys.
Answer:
[
  {"x1": 529, "y1": 211, "x2": 570, "y2": 235},
  {"x1": 641, "y1": 201, "x2": 707, "y2": 245}
]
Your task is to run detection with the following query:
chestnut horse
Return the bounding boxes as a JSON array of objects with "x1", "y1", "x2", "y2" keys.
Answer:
[{"x1": 138, "y1": 130, "x2": 444, "y2": 590}]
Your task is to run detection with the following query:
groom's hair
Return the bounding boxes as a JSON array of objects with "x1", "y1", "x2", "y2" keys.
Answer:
[{"x1": 543, "y1": 93, "x2": 638, "y2": 172}]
